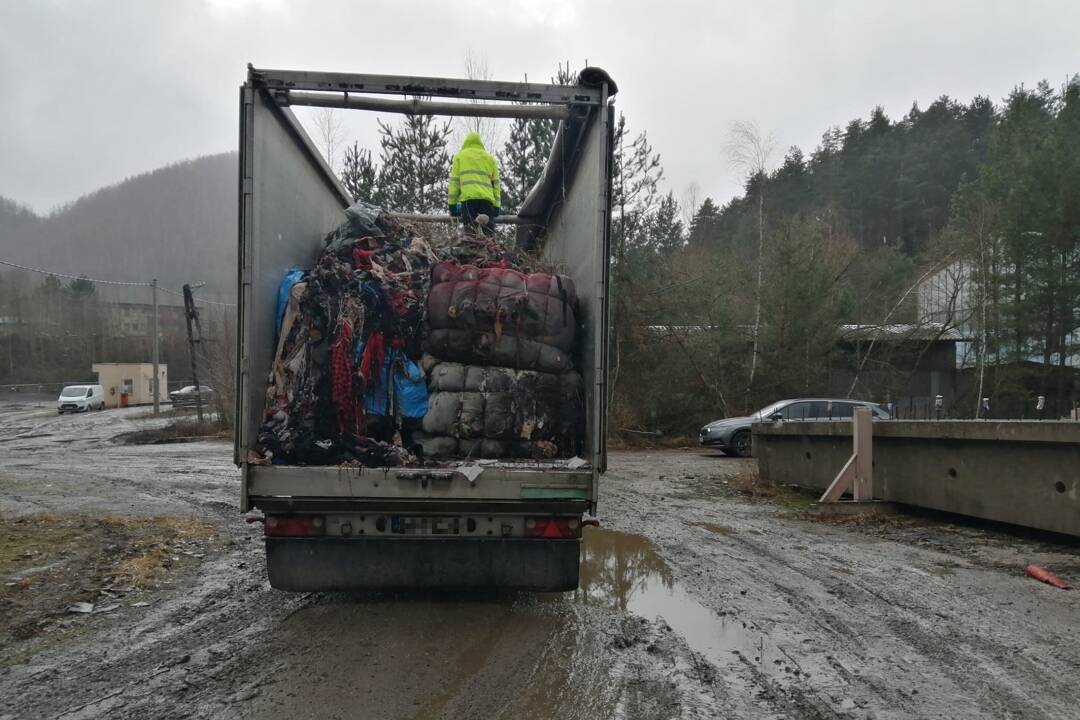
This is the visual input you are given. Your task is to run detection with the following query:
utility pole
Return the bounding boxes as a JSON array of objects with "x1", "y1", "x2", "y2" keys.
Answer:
[
  {"x1": 182, "y1": 284, "x2": 205, "y2": 423},
  {"x1": 152, "y1": 278, "x2": 160, "y2": 415}
]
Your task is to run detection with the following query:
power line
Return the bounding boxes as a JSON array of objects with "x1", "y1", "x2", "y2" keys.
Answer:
[
  {"x1": 0, "y1": 256, "x2": 236, "y2": 307},
  {"x1": 159, "y1": 287, "x2": 236, "y2": 308},
  {"x1": 0, "y1": 258, "x2": 152, "y2": 287}
]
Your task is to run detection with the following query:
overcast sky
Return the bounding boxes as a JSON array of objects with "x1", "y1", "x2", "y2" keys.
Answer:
[{"x1": 2, "y1": 0, "x2": 1078, "y2": 214}]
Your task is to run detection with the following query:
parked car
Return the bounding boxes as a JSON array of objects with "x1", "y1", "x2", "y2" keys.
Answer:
[
  {"x1": 699, "y1": 398, "x2": 891, "y2": 457},
  {"x1": 169, "y1": 385, "x2": 214, "y2": 407},
  {"x1": 57, "y1": 384, "x2": 106, "y2": 414}
]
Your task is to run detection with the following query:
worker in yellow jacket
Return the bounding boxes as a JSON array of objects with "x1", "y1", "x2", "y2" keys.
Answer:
[{"x1": 448, "y1": 132, "x2": 501, "y2": 235}]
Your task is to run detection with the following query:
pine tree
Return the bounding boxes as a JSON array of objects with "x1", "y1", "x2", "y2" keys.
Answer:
[
  {"x1": 499, "y1": 63, "x2": 577, "y2": 211},
  {"x1": 608, "y1": 112, "x2": 663, "y2": 410},
  {"x1": 501, "y1": 116, "x2": 553, "y2": 211},
  {"x1": 377, "y1": 115, "x2": 452, "y2": 212},
  {"x1": 644, "y1": 192, "x2": 684, "y2": 257},
  {"x1": 687, "y1": 198, "x2": 722, "y2": 247},
  {"x1": 340, "y1": 142, "x2": 381, "y2": 205},
  {"x1": 65, "y1": 276, "x2": 95, "y2": 298},
  {"x1": 612, "y1": 112, "x2": 663, "y2": 264}
]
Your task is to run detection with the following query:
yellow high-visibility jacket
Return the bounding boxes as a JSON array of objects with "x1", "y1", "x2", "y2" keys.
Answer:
[{"x1": 448, "y1": 132, "x2": 501, "y2": 208}]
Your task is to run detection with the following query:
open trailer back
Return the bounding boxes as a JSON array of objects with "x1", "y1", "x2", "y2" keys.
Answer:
[{"x1": 236, "y1": 66, "x2": 614, "y2": 590}]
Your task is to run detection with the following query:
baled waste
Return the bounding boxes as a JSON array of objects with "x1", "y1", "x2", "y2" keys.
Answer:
[{"x1": 252, "y1": 202, "x2": 583, "y2": 467}]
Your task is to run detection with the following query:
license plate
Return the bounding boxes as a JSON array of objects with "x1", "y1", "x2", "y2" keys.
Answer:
[{"x1": 390, "y1": 516, "x2": 461, "y2": 536}]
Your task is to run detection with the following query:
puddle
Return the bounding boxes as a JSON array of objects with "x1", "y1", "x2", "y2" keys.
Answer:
[{"x1": 577, "y1": 528, "x2": 776, "y2": 676}]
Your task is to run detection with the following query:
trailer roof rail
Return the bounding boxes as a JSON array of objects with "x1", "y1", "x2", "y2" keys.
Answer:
[{"x1": 247, "y1": 65, "x2": 616, "y2": 106}]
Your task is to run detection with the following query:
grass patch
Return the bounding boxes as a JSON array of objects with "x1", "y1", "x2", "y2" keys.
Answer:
[
  {"x1": 0, "y1": 513, "x2": 217, "y2": 652},
  {"x1": 672, "y1": 466, "x2": 819, "y2": 511},
  {"x1": 728, "y1": 467, "x2": 819, "y2": 511},
  {"x1": 608, "y1": 430, "x2": 695, "y2": 450},
  {"x1": 115, "y1": 418, "x2": 231, "y2": 445},
  {"x1": 692, "y1": 522, "x2": 736, "y2": 536},
  {"x1": 728, "y1": 466, "x2": 779, "y2": 499},
  {"x1": 791, "y1": 510, "x2": 916, "y2": 530}
]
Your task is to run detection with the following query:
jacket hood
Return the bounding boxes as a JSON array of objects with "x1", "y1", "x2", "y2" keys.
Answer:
[{"x1": 462, "y1": 132, "x2": 485, "y2": 150}]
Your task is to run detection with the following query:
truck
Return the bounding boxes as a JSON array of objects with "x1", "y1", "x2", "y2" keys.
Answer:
[{"x1": 236, "y1": 66, "x2": 615, "y2": 592}]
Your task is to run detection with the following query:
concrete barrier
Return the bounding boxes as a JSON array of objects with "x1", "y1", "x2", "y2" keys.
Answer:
[{"x1": 753, "y1": 420, "x2": 1080, "y2": 537}]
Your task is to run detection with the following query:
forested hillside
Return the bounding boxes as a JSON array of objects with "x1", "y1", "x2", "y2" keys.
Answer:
[
  {"x1": 0, "y1": 153, "x2": 237, "y2": 304},
  {"x1": 613, "y1": 79, "x2": 1079, "y2": 430},
  {"x1": 1, "y1": 74, "x2": 1076, "y2": 422},
  {"x1": 0, "y1": 154, "x2": 237, "y2": 385}
]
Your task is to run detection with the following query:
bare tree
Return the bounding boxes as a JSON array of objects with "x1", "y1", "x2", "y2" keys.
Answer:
[
  {"x1": 844, "y1": 254, "x2": 955, "y2": 398},
  {"x1": 195, "y1": 304, "x2": 236, "y2": 427},
  {"x1": 454, "y1": 49, "x2": 503, "y2": 152},
  {"x1": 679, "y1": 181, "x2": 701, "y2": 230},
  {"x1": 726, "y1": 121, "x2": 775, "y2": 406},
  {"x1": 313, "y1": 108, "x2": 346, "y2": 171}
]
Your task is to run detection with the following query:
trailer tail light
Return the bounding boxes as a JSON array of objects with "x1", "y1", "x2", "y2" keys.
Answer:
[
  {"x1": 265, "y1": 515, "x2": 325, "y2": 537},
  {"x1": 524, "y1": 517, "x2": 580, "y2": 539}
]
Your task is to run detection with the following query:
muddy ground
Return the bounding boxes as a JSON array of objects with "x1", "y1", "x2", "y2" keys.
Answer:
[{"x1": 1, "y1": 395, "x2": 1078, "y2": 719}]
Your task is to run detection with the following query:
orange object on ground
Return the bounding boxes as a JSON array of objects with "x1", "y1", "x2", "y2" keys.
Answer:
[{"x1": 1025, "y1": 565, "x2": 1070, "y2": 589}]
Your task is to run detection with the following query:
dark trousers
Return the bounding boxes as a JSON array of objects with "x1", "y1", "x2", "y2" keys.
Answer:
[{"x1": 461, "y1": 199, "x2": 498, "y2": 236}]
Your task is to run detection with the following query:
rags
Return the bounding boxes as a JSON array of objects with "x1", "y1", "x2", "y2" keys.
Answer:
[{"x1": 255, "y1": 204, "x2": 438, "y2": 466}]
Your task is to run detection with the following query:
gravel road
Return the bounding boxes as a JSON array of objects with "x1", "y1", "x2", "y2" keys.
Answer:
[{"x1": 1, "y1": 396, "x2": 1077, "y2": 719}]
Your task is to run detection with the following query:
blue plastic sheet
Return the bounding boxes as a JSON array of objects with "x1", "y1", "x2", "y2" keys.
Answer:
[
  {"x1": 353, "y1": 341, "x2": 428, "y2": 418},
  {"x1": 275, "y1": 267, "x2": 305, "y2": 336},
  {"x1": 391, "y1": 355, "x2": 428, "y2": 418}
]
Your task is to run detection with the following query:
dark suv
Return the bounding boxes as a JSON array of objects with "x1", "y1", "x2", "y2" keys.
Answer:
[{"x1": 699, "y1": 398, "x2": 890, "y2": 457}]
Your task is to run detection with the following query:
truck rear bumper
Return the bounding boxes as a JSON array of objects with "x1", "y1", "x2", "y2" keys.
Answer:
[{"x1": 265, "y1": 537, "x2": 580, "y2": 592}]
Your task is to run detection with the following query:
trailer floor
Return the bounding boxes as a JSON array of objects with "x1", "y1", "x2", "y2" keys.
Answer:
[{"x1": 0, "y1": 396, "x2": 1078, "y2": 719}]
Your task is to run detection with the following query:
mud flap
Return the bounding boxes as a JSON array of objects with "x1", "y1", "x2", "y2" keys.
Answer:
[{"x1": 265, "y1": 537, "x2": 580, "y2": 592}]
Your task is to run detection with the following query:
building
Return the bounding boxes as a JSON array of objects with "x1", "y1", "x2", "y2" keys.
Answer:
[
  {"x1": 917, "y1": 261, "x2": 1079, "y2": 417},
  {"x1": 833, "y1": 324, "x2": 969, "y2": 418},
  {"x1": 918, "y1": 260, "x2": 1079, "y2": 368},
  {"x1": 92, "y1": 363, "x2": 168, "y2": 408},
  {"x1": 102, "y1": 302, "x2": 186, "y2": 339}
]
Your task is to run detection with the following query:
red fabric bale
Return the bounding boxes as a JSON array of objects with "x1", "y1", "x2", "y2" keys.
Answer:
[{"x1": 426, "y1": 263, "x2": 577, "y2": 352}]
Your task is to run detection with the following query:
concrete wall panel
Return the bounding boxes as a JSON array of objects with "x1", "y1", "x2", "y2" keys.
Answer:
[{"x1": 755, "y1": 421, "x2": 1080, "y2": 536}]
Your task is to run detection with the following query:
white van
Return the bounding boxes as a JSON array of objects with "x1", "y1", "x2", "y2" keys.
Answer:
[{"x1": 57, "y1": 385, "x2": 106, "y2": 414}]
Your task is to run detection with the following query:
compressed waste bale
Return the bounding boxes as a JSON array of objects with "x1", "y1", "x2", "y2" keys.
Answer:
[
  {"x1": 423, "y1": 329, "x2": 572, "y2": 374},
  {"x1": 420, "y1": 362, "x2": 582, "y2": 456},
  {"x1": 423, "y1": 262, "x2": 578, "y2": 373},
  {"x1": 409, "y1": 431, "x2": 560, "y2": 460}
]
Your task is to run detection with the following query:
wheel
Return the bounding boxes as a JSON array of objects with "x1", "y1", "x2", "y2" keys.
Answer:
[{"x1": 730, "y1": 430, "x2": 752, "y2": 458}]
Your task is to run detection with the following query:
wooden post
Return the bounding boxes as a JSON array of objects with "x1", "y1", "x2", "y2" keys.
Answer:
[
  {"x1": 182, "y1": 284, "x2": 205, "y2": 424},
  {"x1": 820, "y1": 406, "x2": 873, "y2": 503},
  {"x1": 151, "y1": 279, "x2": 160, "y2": 416}
]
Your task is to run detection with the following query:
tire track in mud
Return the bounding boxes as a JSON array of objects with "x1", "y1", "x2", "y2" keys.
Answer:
[
  {"x1": 0, "y1": 408, "x2": 686, "y2": 720},
  {"x1": 599, "y1": 450, "x2": 1080, "y2": 720},
  {"x1": 5, "y1": 406, "x2": 1079, "y2": 720}
]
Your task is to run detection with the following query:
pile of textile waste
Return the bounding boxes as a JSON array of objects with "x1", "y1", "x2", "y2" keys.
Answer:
[{"x1": 252, "y1": 202, "x2": 583, "y2": 467}]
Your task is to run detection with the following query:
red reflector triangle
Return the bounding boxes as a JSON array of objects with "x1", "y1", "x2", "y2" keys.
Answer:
[{"x1": 541, "y1": 521, "x2": 563, "y2": 538}]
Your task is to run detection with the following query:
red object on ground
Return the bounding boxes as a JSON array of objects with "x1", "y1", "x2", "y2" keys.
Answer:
[{"x1": 1025, "y1": 565, "x2": 1070, "y2": 589}]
